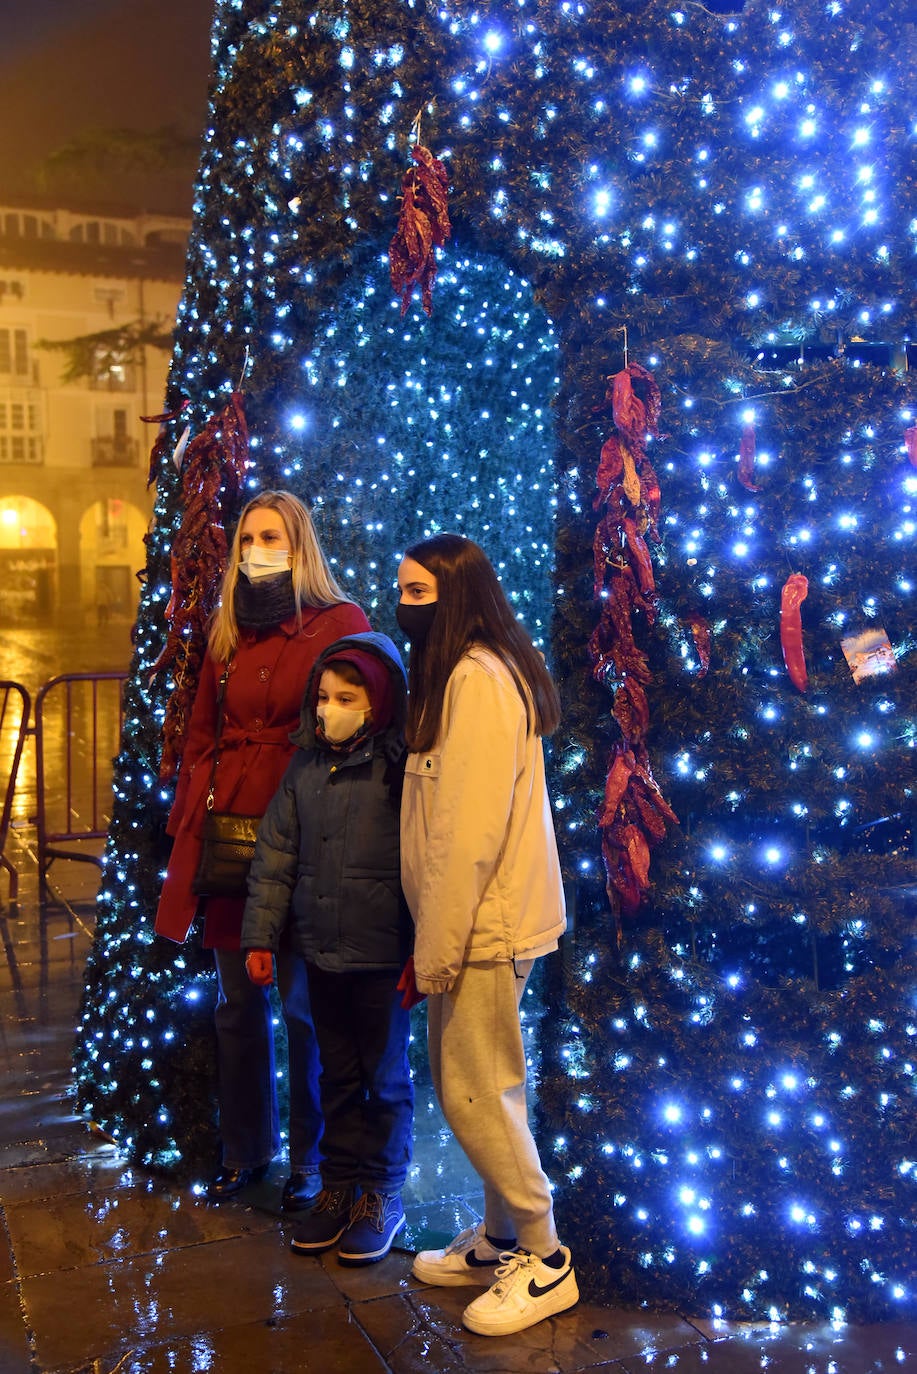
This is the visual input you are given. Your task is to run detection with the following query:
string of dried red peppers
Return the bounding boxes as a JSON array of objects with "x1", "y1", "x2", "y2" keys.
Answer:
[
  {"x1": 151, "y1": 392, "x2": 251, "y2": 781},
  {"x1": 389, "y1": 143, "x2": 451, "y2": 317},
  {"x1": 588, "y1": 365, "x2": 679, "y2": 928}
]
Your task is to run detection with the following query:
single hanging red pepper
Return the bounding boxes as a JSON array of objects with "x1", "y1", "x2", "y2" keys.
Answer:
[{"x1": 780, "y1": 573, "x2": 809, "y2": 692}]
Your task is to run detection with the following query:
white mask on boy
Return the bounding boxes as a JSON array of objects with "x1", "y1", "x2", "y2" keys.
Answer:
[
  {"x1": 317, "y1": 702, "x2": 367, "y2": 743},
  {"x1": 239, "y1": 547, "x2": 291, "y2": 581}
]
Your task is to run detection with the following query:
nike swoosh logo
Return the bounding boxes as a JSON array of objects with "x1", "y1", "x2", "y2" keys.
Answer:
[
  {"x1": 528, "y1": 1268, "x2": 573, "y2": 1298},
  {"x1": 465, "y1": 1252, "x2": 499, "y2": 1268}
]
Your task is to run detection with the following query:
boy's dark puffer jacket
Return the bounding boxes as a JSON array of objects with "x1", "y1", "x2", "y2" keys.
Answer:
[{"x1": 240, "y1": 631, "x2": 411, "y2": 972}]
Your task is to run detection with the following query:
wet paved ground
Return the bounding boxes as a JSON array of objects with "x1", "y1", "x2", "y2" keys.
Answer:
[
  {"x1": 0, "y1": 616, "x2": 135, "y2": 697},
  {"x1": 2, "y1": 617, "x2": 916, "y2": 1371}
]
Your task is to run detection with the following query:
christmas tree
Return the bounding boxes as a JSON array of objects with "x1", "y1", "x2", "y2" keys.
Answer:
[{"x1": 75, "y1": 0, "x2": 916, "y2": 1320}]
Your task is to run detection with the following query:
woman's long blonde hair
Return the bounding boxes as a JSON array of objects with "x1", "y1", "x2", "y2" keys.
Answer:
[{"x1": 208, "y1": 490, "x2": 350, "y2": 663}]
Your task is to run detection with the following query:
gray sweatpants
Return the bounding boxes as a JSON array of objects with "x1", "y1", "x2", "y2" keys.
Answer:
[{"x1": 426, "y1": 958, "x2": 560, "y2": 1257}]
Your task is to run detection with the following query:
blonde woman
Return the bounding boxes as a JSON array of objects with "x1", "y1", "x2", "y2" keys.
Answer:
[{"x1": 156, "y1": 491, "x2": 369, "y2": 1206}]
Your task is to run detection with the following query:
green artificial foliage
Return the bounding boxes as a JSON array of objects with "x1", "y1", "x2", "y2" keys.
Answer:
[
  {"x1": 37, "y1": 320, "x2": 174, "y2": 384},
  {"x1": 75, "y1": 0, "x2": 915, "y2": 1319}
]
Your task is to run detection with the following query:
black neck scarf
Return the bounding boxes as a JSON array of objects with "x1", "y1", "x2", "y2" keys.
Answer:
[{"x1": 234, "y1": 570, "x2": 297, "y2": 629}]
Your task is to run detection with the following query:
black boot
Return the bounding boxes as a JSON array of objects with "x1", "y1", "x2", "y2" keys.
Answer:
[
  {"x1": 289, "y1": 1187, "x2": 357, "y2": 1253},
  {"x1": 281, "y1": 1170, "x2": 322, "y2": 1212},
  {"x1": 204, "y1": 1164, "x2": 269, "y2": 1201}
]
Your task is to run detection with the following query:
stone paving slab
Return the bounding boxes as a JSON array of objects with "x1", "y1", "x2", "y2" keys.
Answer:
[
  {"x1": 371, "y1": 1286, "x2": 703, "y2": 1374},
  {"x1": 320, "y1": 1246, "x2": 421, "y2": 1303},
  {"x1": 20, "y1": 1227, "x2": 347, "y2": 1372},
  {"x1": 348, "y1": 1294, "x2": 471, "y2": 1374},
  {"x1": 359, "y1": 1284, "x2": 704, "y2": 1374},
  {"x1": 0, "y1": 1087, "x2": 84, "y2": 1151},
  {"x1": 0, "y1": 1146, "x2": 128, "y2": 1206},
  {"x1": 110, "y1": 1305, "x2": 391, "y2": 1374},
  {"x1": 0, "y1": 1231, "x2": 33, "y2": 1374},
  {"x1": 5, "y1": 1173, "x2": 279, "y2": 1277}
]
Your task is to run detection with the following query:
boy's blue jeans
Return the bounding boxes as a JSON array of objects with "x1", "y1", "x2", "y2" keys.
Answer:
[
  {"x1": 305, "y1": 964, "x2": 413, "y2": 1194},
  {"x1": 213, "y1": 945, "x2": 323, "y2": 1174}
]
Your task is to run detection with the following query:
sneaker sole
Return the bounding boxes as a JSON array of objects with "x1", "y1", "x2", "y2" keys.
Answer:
[
  {"x1": 462, "y1": 1274, "x2": 579, "y2": 1336},
  {"x1": 411, "y1": 1256, "x2": 499, "y2": 1287},
  {"x1": 337, "y1": 1214, "x2": 406, "y2": 1266},
  {"x1": 290, "y1": 1223, "x2": 348, "y2": 1254}
]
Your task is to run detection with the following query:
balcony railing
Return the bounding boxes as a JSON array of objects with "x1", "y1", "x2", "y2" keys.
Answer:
[{"x1": 91, "y1": 436, "x2": 139, "y2": 467}]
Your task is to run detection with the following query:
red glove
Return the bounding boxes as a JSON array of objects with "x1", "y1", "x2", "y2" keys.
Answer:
[
  {"x1": 396, "y1": 956, "x2": 426, "y2": 1009},
  {"x1": 245, "y1": 950, "x2": 274, "y2": 987}
]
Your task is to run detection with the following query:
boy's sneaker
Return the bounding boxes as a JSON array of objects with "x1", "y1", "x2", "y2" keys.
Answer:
[
  {"x1": 462, "y1": 1247, "x2": 578, "y2": 1336},
  {"x1": 290, "y1": 1186, "x2": 356, "y2": 1254},
  {"x1": 411, "y1": 1221, "x2": 508, "y2": 1287},
  {"x1": 337, "y1": 1190, "x2": 406, "y2": 1266}
]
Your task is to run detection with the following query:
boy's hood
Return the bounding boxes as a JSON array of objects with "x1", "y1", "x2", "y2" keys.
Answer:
[{"x1": 290, "y1": 630, "x2": 407, "y2": 755}]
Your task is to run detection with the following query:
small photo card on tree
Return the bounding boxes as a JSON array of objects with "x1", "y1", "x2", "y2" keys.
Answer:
[{"x1": 840, "y1": 627, "x2": 896, "y2": 684}]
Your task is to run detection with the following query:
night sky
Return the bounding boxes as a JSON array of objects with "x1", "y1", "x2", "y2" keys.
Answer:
[{"x1": 0, "y1": 0, "x2": 213, "y2": 211}]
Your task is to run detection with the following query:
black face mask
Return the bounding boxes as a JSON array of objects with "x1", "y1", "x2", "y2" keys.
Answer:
[{"x1": 396, "y1": 599, "x2": 438, "y2": 646}]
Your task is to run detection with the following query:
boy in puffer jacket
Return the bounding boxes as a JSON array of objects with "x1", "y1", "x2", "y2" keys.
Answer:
[{"x1": 241, "y1": 631, "x2": 414, "y2": 1265}]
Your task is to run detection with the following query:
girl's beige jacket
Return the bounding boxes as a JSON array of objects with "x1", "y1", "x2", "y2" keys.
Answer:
[{"x1": 400, "y1": 647, "x2": 566, "y2": 995}]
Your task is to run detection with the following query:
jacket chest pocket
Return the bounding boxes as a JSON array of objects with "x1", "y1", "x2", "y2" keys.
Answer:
[{"x1": 406, "y1": 751, "x2": 441, "y2": 781}]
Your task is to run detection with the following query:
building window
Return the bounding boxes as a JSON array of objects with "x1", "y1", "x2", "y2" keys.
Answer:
[
  {"x1": 91, "y1": 409, "x2": 138, "y2": 467},
  {"x1": 69, "y1": 220, "x2": 136, "y2": 247},
  {"x1": 1, "y1": 215, "x2": 54, "y2": 241},
  {"x1": 93, "y1": 286, "x2": 125, "y2": 310},
  {"x1": 89, "y1": 343, "x2": 134, "y2": 392},
  {"x1": 0, "y1": 329, "x2": 29, "y2": 377},
  {"x1": 0, "y1": 393, "x2": 43, "y2": 464}
]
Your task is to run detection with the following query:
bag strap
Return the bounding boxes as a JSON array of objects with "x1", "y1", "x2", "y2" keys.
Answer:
[{"x1": 205, "y1": 660, "x2": 232, "y2": 813}]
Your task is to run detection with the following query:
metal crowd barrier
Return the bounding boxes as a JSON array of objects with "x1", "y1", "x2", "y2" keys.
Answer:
[
  {"x1": 33, "y1": 672, "x2": 127, "y2": 904},
  {"x1": 0, "y1": 680, "x2": 31, "y2": 903}
]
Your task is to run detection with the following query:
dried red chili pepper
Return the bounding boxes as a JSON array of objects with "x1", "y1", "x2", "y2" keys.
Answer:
[
  {"x1": 737, "y1": 422, "x2": 761, "y2": 492},
  {"x1": 780, "y1": 572, "x2": 809, "y2": 692},
  {"x1": 594, "y1": 434, "x2": 625, "y2": 507},
  {"x1": 685, "y1": 612, "x2": 711, "y2": 677},
  {"x1": 598, "y1": 747, "x2": 636, "y2": 825},
  {"x1": 622, "y1": 516, "x2": 656, "y2": 600},
  {"x1": 905, "y1": 425, "x2": 917, "y2": 468}
]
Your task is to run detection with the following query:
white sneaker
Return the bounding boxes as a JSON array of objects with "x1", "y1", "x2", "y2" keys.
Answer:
[
  {"x1": 462, "y1": 1247, "x2": 579, "y2": 1336},
  {"x1": 411, "y1": 1221, "x2": 507, "y2": 1287}
]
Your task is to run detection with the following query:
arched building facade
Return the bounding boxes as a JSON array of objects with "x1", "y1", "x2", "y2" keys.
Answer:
[{"x1": 0, "y1": 199, "x2": 187, "y2": 623}]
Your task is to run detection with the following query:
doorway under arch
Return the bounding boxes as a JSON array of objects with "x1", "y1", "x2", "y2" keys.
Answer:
[
  {"x1": 0, "y1": 495, "x2": 57, "y2": 622},
  {"x1": 79, "y1": 498, "x2": 149, "y2": 624}
]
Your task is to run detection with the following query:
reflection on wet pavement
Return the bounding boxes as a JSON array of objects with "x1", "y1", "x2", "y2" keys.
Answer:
[
  {"x1": 0, "y1": 618, "x2": 134, "y2": 696},
  {"x1": 1, "y1": 624, "x2": 916, "y2": 1369}
]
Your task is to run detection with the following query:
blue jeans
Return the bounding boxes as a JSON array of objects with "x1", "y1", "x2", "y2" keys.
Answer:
[
  {"x1": 213, "y1": 946, "x2": 323, "y2": 1173},
  {"x1": 306, "y1": 964, "x2": 413, "y2": 1193}
]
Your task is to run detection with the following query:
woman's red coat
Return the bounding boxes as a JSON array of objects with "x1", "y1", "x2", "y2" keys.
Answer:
[{"x1": 154, "y1": 602, "x2": 370, "y2": 949}]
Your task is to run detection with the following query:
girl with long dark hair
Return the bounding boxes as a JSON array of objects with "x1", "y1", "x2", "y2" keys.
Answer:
[{"x1": 396, "y1": 532, "x2": 578, "y2": 1337}]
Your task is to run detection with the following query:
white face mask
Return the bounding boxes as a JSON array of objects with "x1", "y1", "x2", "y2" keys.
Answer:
[
  {"x1": 317, "y1": 702, "x2": 367, "y2": 743},
  {"x1": 239, "y1": 547, "x2": 291, "y2": 581}
]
